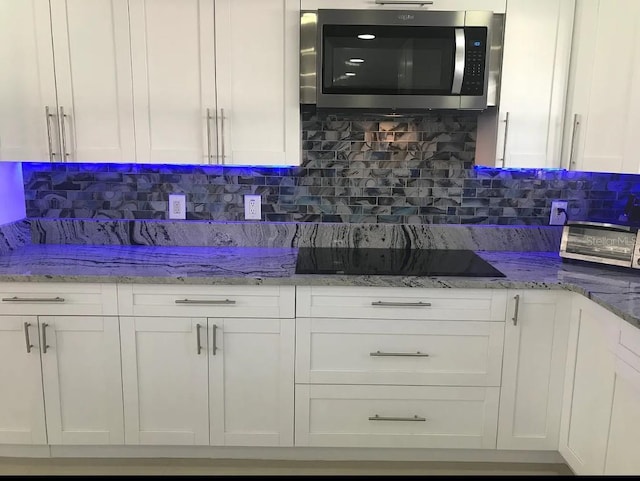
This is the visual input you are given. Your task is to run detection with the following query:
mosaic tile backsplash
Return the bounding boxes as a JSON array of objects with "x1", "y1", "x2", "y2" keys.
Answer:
[{"x1": 21, "y1": 111, "x2": 638, "y2": 225}]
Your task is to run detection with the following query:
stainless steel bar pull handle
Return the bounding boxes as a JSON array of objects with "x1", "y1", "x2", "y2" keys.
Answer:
[
  {"x1": 371, "y1": 301, "x2": 431, "y2": 307},
  {"x1": 196, "y1": 323, "x2": 202, "y2": 355},
  {"x1": 499, "y1": 111, "x2": 510, "y2": 166},
  {"x1": 568, "y1": 113, "x2": 581, "y2": 170},
  {"x1": 2, "y1": 296, "x2": 65, "y2": 303},
  {"x1": 220, "y1": 108, "x2": 226, "y2": 164},
  {"x1": 512, "y1": 294, "x2": 521, "y2": 326},
  {"x1": 370, "y1": 351, "x2": 430, "y2": 357},
  {"x1": 211, "y1": 324, "x2": 218, "y2": 356},
  {"x1": 24, "y1": 322, "x2": 33, "y2": 354},
  {"x1": 206, "y1": 108, "x2": 213, "y2": 164},
  {"x1": 374, "y1": 0, "x2": 434, "y2": 5},
  {"x1": 59, "y1": 106, "x2": 69, "y2": 161},
  {"x1": 368, "y1": 414, "x2": 427, "y2": 422},
  {"x1": 175, "y1": 299, "x2": 236, "y2": 305},
  {"x1": 41, "y1": 323, "x2": 49, "y2": 354},
  {"x1": 45, "y1": 106, "x2": 58, "y2": 162}
]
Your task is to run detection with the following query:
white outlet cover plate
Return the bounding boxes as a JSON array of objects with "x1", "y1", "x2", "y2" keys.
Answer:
[
  {"x1": 169, "y1": 194, "x2": 186, "y2": 220},
  {"x1": 244, "y1": 194, "x2": 261, "y2": 220},
  {"x1": 549, "y1": 201, "x2": 568, "y2": 225}
]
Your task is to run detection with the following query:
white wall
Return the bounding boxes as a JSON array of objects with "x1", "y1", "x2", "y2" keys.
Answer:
[{"x1": 0, "y1": 163, "x2": 26, "y2": 225}]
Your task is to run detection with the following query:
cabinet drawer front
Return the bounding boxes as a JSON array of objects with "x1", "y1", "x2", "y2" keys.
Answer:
[
  {"x1": 296, "y1": 287, "x2": 507, "y2": 321},
  {"x1": 0, "y1": 283, "x2": 117, "y2": 316},
  {"x1": 295, "y1": 384, "x2": 499, "y2": 449},
  {"x1": 117, "y1": 284, "x2": 295, "y2": 318},
  {"x1": 296, "y1": 318, "x2": 504, "y2": 386}
]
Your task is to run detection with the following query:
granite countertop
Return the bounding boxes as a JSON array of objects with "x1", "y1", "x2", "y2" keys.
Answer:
[{"x1": 1, "y1": 244, "x2": 640, "y2": 328}]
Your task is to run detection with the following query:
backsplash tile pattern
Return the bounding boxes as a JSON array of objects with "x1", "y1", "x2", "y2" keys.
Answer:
[{"x1": 21, "y1": 111, "x2": 638, "y2": 225}]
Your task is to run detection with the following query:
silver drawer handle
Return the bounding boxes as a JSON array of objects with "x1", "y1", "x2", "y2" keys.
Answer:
[
  {"x1": 512, "y1": 294, "x2": 520, "y2": 326},
  {"x1": 2, "y1": 296, "x2": 65, "y2": 303},
  {"x1": 175, "y1": 299, "x2": 236, "y2": 305},
  {"x1": 370, "y1": 351, "x2": 430, "y2": 357},
  {"x1": 371, "y1": 301, "x2": 432, "y2": 307},
  {"x1": 368, "y1": 414, "x2": 426, "y2": 422}
]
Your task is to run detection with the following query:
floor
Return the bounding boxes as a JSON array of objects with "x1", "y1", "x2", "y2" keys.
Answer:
[{"x1": 0, "y1": 458, "x2": 574, "y2": 476}]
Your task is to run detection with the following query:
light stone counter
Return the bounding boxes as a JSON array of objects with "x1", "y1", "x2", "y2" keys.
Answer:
[{"x1": 0, "y1": 244, "x2": 639, "y2": 329}]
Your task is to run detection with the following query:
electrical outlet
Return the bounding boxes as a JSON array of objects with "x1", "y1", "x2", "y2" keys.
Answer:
[
  {"x1": 244, "y1": 194, "x2": 261, "y2": 220},
  {"x1": 169, "y1": 194, "x2": 186, "y2": 220},
  {"x1": 549, "y1": 200, "x2": 568, "y2": 225}
]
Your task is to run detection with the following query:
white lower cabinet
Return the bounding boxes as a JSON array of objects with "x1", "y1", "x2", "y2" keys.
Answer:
[
  {"x1": 117, "y1": 284, "x2": 295, "y2": 447},
  {"x1": 0, "y1": 284, "x2": 123, "y2": 446},
  {"x1": 604, "y1": 358, "x2": 640, "y2": 474},
  {"x1": 294, "y1": 286, "x2": 507, "y2": 449},
  {"x1": 497, "y1": 290, "x2": 571, "y2": 450},
  {"x1": 558, "y1": 294, "x2": 619, "y2": 474}
]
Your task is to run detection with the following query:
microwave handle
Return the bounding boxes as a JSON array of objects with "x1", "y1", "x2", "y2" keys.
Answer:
[{"x1": 452, "y1": 28, "x2": 465, "y2": 95}]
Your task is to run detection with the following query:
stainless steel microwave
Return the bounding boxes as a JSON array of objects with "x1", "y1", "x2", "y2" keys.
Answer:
[{"x1": 300, "y1": 9, "x2": 504, "y2": 111}]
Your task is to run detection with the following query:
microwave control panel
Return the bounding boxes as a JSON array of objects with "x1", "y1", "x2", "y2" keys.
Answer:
[{"x1": 461, "y1": 27, "x2": 488, "y2": 96}]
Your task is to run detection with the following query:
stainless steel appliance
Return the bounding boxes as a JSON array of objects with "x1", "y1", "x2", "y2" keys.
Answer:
[
  {"x1": 559, "y1": 221, "x2": 640, "y2": 269},
  {"x1": 295, "y1": 247, "x2": 505, "y2": 277},
  {"x1": 300, "y1": 8, "x2": 504, "y2": 111}
]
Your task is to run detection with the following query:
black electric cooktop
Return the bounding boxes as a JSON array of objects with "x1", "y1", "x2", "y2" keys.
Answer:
[{"x1": 295, "y1": 248, "x2": 506, "y2": 277}]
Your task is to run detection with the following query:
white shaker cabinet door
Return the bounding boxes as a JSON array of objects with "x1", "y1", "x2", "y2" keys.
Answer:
[
  {"x1": 0, "y1": 316, "x2": 47, "y2": 445},
  {"x1": 495, "y1": 0, "x2": 574, "y2": 168},
  {"x1": 129, "y1": 0, "x2": 217, "y2": 165},
  {"x1": 0, "y1": 0, "x2": 58, "y2": 162},
  {"x1": 604, "y1": 358, "x2": 640, "y2": 475},
  {"x1": 208, "y1": 317, "x2": 295, "y2": 446},
  {"x1": 562, "y1": 0, "x2": 640, "y2": 173},
  {"x1": 40, "y1": 316, "x2": 124, "y2": 445},
  {"x1": 214, "y1": 0, "x2": 300, "y2": 166},
  {"x1": 120, "y1": 316, "x2": 210, "y2": 446},
  {"x1": 559, "y1": 295, "x2": 618, "y2": 475},
  {"x1": 49, "y1": 0, "x2": 136, "y2": 163},
  {"x1": 497, "y1": 290, "x2": 571, "y2": 451}
]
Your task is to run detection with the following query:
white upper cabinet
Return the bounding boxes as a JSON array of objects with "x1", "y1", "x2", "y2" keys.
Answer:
[
  {"x1": 50, "y1": 0, "x2": 136, "y2": 163},
  {"x1": 0, "y1": 0, "x2": 136, "y2": 163},
  {"x1": 129, "y1": 0, "x2": 217, "y2": 165},
  {"x1": 300, "y1": 0, "x2": 506, "y2": 13},
  {"x1": 488, "y1": 0, "x2": 575, "y2": 168},
  {"x1": 214, "y1": 0, "x2": 300, "y2": 166},
  {"x1": 1, "y1": 0, "x2": 300, "y2": 166},
  {"x1": 561, "y1": 0, "x2": 640, "y2": 174},
  {"x1": 129, "y1": 0, "x2": 300, "y2": 166},
  {"x1": 0, "y1": 0, "x2": 59, "y2": 162}
]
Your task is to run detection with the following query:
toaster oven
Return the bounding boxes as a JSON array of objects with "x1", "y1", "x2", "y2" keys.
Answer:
[{"x1": 559, "y1": 221, "x2": 640, "y2": 269}]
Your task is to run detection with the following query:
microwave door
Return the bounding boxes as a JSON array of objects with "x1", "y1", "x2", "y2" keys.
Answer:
[{"x1": 452, "y1": 28, "x2": 465, "y2": 94}]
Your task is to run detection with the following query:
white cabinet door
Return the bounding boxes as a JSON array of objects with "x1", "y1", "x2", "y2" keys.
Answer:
[
  {"x1": 497, "y1": 290, "x2": 571, "y2": 451},
  {"x1": 604, "y1": 358, "x2": 640, "y2": 474},
  {"x1": 40, "y1": 316, "x2": 124, "y2": 445},
  {"x1": 129, "y1": 0, "x2": 217, "y2": 165},
  {"x1": 0, "y1": 316, "x2": 47, "y2": 445},
  {"x1": 49, "y1": 0, "x2": 136, "y2": 163},
  {"x1": 559, "y1": 295, "x2": 618, "y2": 475},
  {"x1": 0, "y1": 0, "x2": 58, "y2": 162},
  {"x1": 214, "y1": 0, "x2": 300, "y2": 166},
  {"x1": 209, "y1": 317, "x2": 294, "y2": 446},
  {"x1": 120, "y1": 316, "x2": 210, "y2": 445},
  {"x1": 493, "y1": 0, "x2": 574, "y2": 168},
  {"x1": 562, "y1": 0, "x2": 640, "y2": 174}
]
